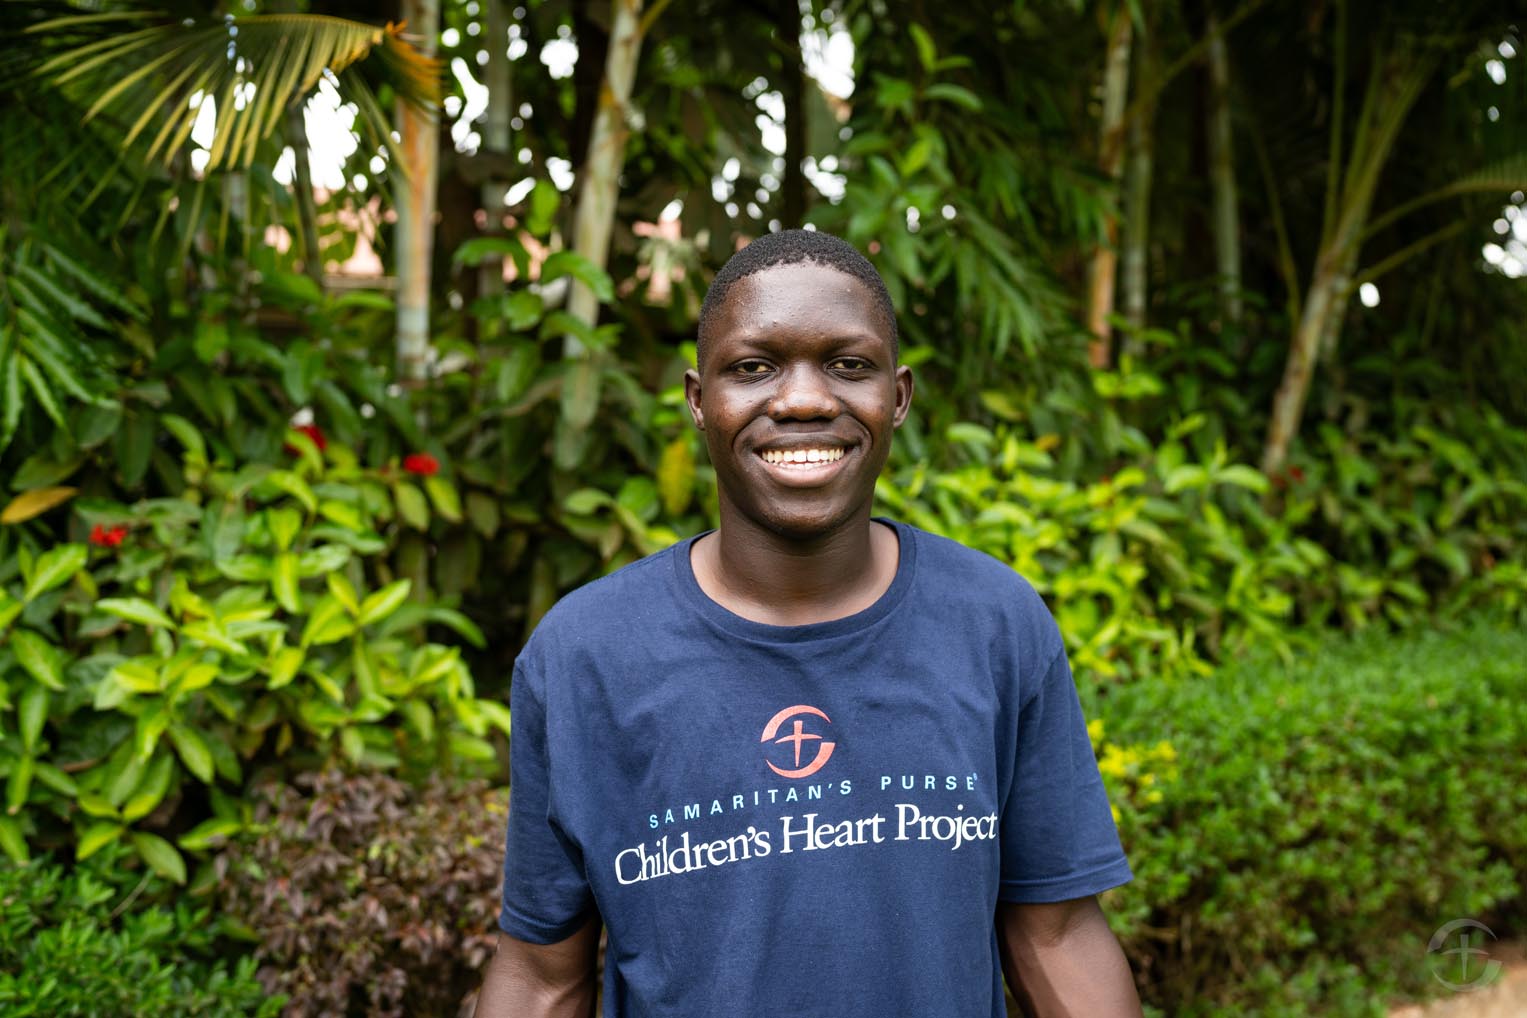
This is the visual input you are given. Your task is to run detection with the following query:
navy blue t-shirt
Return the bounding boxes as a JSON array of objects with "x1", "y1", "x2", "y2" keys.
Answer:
[{"x1": 499, "y1": 518, "x2": 1131, "y2": 1017}]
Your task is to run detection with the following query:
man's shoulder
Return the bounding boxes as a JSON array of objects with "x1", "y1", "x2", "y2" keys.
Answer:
[
  {"x1": 532, "y1": 542, "x2": 682, "y2": 639},
  {"x1": 903, "y1": 522, "x2": 1046, "y2": 607}
]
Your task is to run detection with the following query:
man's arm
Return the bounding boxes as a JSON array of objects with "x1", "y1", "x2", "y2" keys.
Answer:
[
  {"x1": 475, "y1": 917, "x2": 601, "y2": 1018},
  {"x1": 996, "y1": 896, "x2": 1143, "y2": 1018}
]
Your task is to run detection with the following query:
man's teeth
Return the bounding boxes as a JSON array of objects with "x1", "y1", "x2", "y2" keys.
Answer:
[{"x1": 761, "y1": 448, "x2": 846, "y2": 465}]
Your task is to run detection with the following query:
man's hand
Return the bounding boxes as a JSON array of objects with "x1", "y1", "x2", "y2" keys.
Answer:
[
  {"x1": 996, "y1": 896, "x2": 1143, "y2": 1018},
  {"x1": 475, "y1": 916, "x2": 602, "y2": 1018}
]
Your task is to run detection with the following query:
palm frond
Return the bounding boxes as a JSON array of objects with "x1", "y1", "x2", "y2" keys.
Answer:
[{"x1": 25, "y1": 13, "x2": 440, "y2": 174}]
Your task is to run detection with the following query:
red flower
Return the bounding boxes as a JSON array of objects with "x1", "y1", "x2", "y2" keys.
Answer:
[
  {"x1": 1289, "y1": 465, "x2": 1306, "y2": 483},
  {"x1": 402, "y1": 452, "x2": 440, "y2": 476},
  {"x1": 90, "y1": 523, "x2": 128, "y2": 548},
  {"x1": 284, "y1": 424, "x2": 328, "y2": 455}
]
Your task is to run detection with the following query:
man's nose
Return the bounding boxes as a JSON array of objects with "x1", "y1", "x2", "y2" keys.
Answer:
[{"x1": 767, "y1": 363, "x2": 839, "y2": 420}]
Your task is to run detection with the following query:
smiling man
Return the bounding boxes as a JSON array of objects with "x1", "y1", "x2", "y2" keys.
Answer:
[{"x1": 476, "y1": 230, "x2": 1142, "y2": 1018}]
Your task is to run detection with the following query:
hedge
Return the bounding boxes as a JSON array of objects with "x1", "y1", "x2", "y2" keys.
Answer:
[{"x1": 1093, "y1": 615, "x2": 1527, "y2": 1016}]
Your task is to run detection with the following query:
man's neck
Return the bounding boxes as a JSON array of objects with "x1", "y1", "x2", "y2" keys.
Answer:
[{"x1": 691, "y1": 510, "x2": 899, "y2": 627}]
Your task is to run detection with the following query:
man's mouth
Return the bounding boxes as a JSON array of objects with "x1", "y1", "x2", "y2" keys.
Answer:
[{"x1": 758, "y1": 447, "x2": 846, "y2": 466}]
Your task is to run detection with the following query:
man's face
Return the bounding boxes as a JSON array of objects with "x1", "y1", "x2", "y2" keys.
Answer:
[{"x1": 684, "y1": 261, "x2": 913, "y2": 540}]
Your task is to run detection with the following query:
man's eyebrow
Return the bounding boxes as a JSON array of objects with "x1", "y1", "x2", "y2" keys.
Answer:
[{"x1": 725, "y1": 330, "x2": 887, "y2": 352}]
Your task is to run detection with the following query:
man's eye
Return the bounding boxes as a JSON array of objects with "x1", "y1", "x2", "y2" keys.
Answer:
[
  {"x1": 735, "y1": 362, "x2": 771, "y2": 374},
  {"x1": 832, "y1": 358, "x2": 871, "y2": 371}
]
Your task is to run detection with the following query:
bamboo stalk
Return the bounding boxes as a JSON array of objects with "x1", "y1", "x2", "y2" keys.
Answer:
[
  {"x1": 395, "y1": 0, "x2": 440, "y2": 387},
  {"x1": 564, "y1": 0, "x2": 646, "y2": 357},
  {"x1": 1085, "y1": 4, "x2": 1133, "y2": 368}
]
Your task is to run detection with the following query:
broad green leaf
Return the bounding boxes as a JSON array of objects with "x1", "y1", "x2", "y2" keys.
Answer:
[
  {"x1": 77, "y1": 792, "x2": 119, "y2": 818},
  {"x1": 96, "y1": 596, "x2": 177, "y2": 630},
  {"x1": 1164, "y1": 464, "x2": 1211, "y2": 493},
  {"x1": 134, "y1": 703, "x2": 170, "y2": 761},
  {"x1": 0, "y1": 590, "x2": 21, "y2": 631},
  {"x1": 526, "y1": 179, "x2": 560, "y2": 235},
  {"x1": 657, "y1": 438, "x2": 694, "y2": 517},
  {"x1": 563, "y1": 488, "x2": 612, "y2": 515},
  {"x1": 540, "y1": 250, "x2": 614, "y2": 303},
  {"x1": 448, "y1": 732, "x2": 497, "y2": 761},
  {"x1": 477, "y1": 698, "x2": 512, "y2": 736},
  {"x1": 298, "y1": 543, "x2": 351, "y2": 577},
  {"x1": 160, "y1": 413, "x2": 207, "y2": 465},
  {"x1": 122, "y1": 753, "x2": 174, "y2": 821},
  {"x1": 18, "y1": 684, "x2": 47, "y2": 752},
  {"x1": 181, "y1": 621, "x2": 249, "y2": 657},
  {"x1": 267, "y1": 645, "x2": 305, "y2": 689},
  {"x1": 318, "y1": 498, "x2": 366, "y2": 531},
  {"x1": 501, "y1": 289, "x2": 544, "y2": 331},
  {"x1": 263, "y1": 469, "x2": 317, "y2": 513},
  {"x1": 357, "y1": 578, "x2": 411, "y2": 627},
  {"x1": 22, "y1": 543, "x2": 88, "y2": 602},
  {"x1": 266, "y1": 506, "x2": 303, "y2": 552},
  {"x1": 10, "y1": 629, "x2": 65, "y2": 691},
  {"x1": 33, "y1": 762, "x2": 76, "y2": 797},
  {"x1": 216, "y1": 554, "x2": 271, "y2": 582},
  {"x1": 923, "y1": 82, "x2": 982, "y2": 111},
  {"x1": 452, "y1": 235, "x2": 526, "y2": 268},
  {"x1": 6, "y1": 755, "x2": 34, "y2": 814},
  {"x1": 178, "y1": 816, "x2": 242, "y2": 851},
  {"x1": 1216, "y1": 465, "x2": 1270, "y2": 493},
  {"x1": 424, "y1": 475, "x2": 462, "y2": 522},
  {"x1": 909, "y1": 22, "x2": 937, "y2": 70},
  {"x1": 300, "y1": 595, "x2": 354, "y2": 647},
  {"x1": 0, "y1": 817, "x2": 28, "y2": 864},
  {"x1": 168, "y1": 724, "x2": 214, "y2": 783},
  {"x1": 171, "y1": 662, "x2": 219, "y2": 697},
  {"x1": 131, "y1": 832, "x2": 186, "y2": 884},
  {"x1": 77, "y1": 820, "x2": 124, "y2": 860},
  {"x1": 394, "y1": 481, "x2": 430, "y2": 530},
  {"x1": 326, "y1": 572, "x2": 360, "y2": 614},
  {"x1": 425, "y1": 606, "x2": 486, "y2": 648},
  {"x1": 465, "y1": 491, "x2": 500, "y2": 538},
  {"x1": 271, "y1": 552, "x2": 302, "y2": 613}
]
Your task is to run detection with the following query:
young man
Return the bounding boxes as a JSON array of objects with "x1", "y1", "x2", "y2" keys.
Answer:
[{"x1": 476, "y1": 230, "x2": 1142, "y2": 1017}]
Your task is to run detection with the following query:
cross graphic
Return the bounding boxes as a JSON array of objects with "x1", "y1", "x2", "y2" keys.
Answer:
[{"x1": 774, "y1": 719, "x2": 822, "y2": 768}]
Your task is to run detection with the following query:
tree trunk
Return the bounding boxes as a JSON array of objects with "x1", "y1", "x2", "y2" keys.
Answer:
[
  {"x1": 1120, "y1": 16, "x2": 1156, "y2": 336},
  {"x1": 1260, "y1": 45, "x2": 1434, "y2": 475},
  {"x1": 564, "y1": 0, "x2": 644, "y2": 356},
  {"x1": 478, "y1": 0, "x2": 513, "y2": 329},
  {"x1": 395, "y1": 0, "x2": 440, "y2": 386},
  {"x1": 776, "y1": 0, "x2": 806, "y2": 228},
  {"x1": 1204, "y1": 9, "x2": 1241, "y2": 328},
  {"x1": 1085, "y1": 5, "x2": 1133, "y2": 369},
  {"x1": 287, "y1": 102, "x2": 324, "y2": 289}
]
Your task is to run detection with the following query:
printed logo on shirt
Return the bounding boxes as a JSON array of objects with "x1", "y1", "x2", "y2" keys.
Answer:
[{"x1": 760, "y1": 704, "x2": 836, "y2": 778}]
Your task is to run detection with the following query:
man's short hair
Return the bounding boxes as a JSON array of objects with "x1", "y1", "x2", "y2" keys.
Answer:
[{"x1": 696, "y1": 229, "x2": 899, "y2": 368}]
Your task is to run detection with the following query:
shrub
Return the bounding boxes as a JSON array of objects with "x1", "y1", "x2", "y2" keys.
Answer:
[
  {"x1": 0, "y1": 438, "x2": 509, "y2": 873},
  {"x1": 0, "y1": 850, "x2": 280, "y2": 1017},
  {"x1": 1092, "y1": 616, "x2": 1527, "y2": 1016},
  {"x1": 215, "y1": 768, "x2": 504, "y2": 1018}
]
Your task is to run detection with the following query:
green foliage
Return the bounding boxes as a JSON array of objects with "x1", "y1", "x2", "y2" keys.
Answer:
[
  {"x1": 216, "y1": 768, "x2": 505, "y2": 1018},
  {"x1": 878, "y1": 352, "x2": 1527, "y2": 683},
  {"x1": 0, "y1": 437, "x2": 506, "y2": 870},
  {"x1": 0, "y1": 851, "x2": 280, "y2": 1017},
  {"x1": 1093, "y1": 618, "x2": 1527, "y2": 1016}
]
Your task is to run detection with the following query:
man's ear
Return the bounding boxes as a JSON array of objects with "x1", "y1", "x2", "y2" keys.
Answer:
[
  {"x1": 683, "y1": 368, "x2": 705, "y2": 430},
  {"x1": 891, "y1": 364, "x2": 914, "y2": 428}
]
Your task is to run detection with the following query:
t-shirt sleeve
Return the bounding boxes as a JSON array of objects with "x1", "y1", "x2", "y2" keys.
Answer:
[
  {"x1": 998, "y1": 644, "x2": 1133, "y2": 903},
  {"x1": 499, "y1": 658, "x2": 596, "y2": 943}
]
